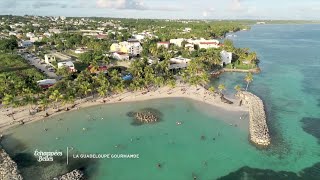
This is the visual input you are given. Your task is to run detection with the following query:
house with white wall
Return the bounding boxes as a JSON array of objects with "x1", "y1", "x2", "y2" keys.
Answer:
[
  {"x1": 220, "y1": 50, "x2": 233, "y2": 66},
  {"x1": 157, "y1": 42, "x2": 170, "y2": 49}
]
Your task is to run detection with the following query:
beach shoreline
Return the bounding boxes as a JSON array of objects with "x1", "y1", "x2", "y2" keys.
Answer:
[{"x1": 0, "y1": 84, "x2": 247, "y2": 134}]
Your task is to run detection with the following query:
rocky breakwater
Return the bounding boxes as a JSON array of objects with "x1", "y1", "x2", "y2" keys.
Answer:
[
  {"x1": 0, "y1": 148, "x2": 23, "y2": 180},
  {"x1": 54, "y1": 169, "x2": 84, "y2": 180},
  {"x1": 236, "y1": 91, "x2": 271, "y2": 146}
]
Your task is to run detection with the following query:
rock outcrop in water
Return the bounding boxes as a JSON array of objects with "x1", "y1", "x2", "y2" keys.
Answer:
[
  {"x1": 54, "y1": 169, "x2": 84, "y2": 180},
  {"x1": 0, "y1": 148, "x2": 23, "y2": 180},
  {"x1": 236, "y1": 91, "x2": 271, "y2": 146},
  {"x1": 127, "y1": 108, "x2": 162, "y2": 125}
]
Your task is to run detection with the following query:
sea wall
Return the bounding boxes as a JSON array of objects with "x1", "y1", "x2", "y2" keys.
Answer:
[
  {"x1": 54, "y1": 169, "x2": 84, "y2": 180},
  {"x1": 210, "y1": 68, "x2": 261, "y2": 78},
  {"x1": 0, "y1": 148, "x2": 23, "y2": 180},
  {"x1": 236, "y1": 91, "x2": 271, "y2": 146}
]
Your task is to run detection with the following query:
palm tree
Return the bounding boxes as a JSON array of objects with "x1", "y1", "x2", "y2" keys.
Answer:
[
  {"x1": 79, "y1": 82, "x2": 92, "y2": 99},
  {"x1": 22, "y1": 92, "x2": 36, "y2": 115},
  {"x1": 168, "y1": 79, "x2": 176, "y2": 89},
  {"x1": 208, "y1": 86, "x2": 215, "y2": 95},
  {"x1": 234, "y1": 84, "x2": 242, "y2": 92},
  {"x1": 218, "y1": 84, "x2": 226, "y2": 95},
  {"x1": 39, "y1": 96, "x2": 50, "y2": 116},
  {"x1": 2, "y1": 93, "x2": 18, "y2": 120},
  {"x1": 244, "y1": 73, "x2": 253, "y2": 91},
  {"x1": 49, "y1": 90, "x2": 63, "y2": 110}
]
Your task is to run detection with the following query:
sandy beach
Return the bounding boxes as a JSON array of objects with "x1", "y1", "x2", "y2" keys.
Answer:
[{"x1": 0, "y1": 84, "x2": 247, "y2": 133}]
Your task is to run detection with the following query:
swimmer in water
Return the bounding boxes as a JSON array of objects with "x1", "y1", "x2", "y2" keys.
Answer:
[
  {"x1": 176, "y1": 121, "x2": 182, "y2": 125},
  {"x1": 44, "y1": 128, "x2": 48, "y2": 131},
  {"x1": 201, "y1": 135, "x2": 206, "y2": 140},
  {"x1": 157, "y1": 163, "x2": 162, "y2": 168}
]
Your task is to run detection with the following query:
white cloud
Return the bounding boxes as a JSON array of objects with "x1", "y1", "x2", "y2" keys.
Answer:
[
  {"x1": 230, "y1": 0, "x2": 246, "y2": 12},
  {"x1": 202, "y1": 8, "x2": 215, "y2": 17},
  {"x1": 96, "y1": 0, "x2": 146, "y2": 10}
]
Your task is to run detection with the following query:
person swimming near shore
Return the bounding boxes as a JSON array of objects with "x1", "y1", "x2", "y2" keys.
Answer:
[
  {"x1": 201, "y1": 135, "x2": 206, "y2": 140},
  {"x1": 176, "y1": 121, "x2": 182, "y2": 125},
  {"x1": 203, "y1": 161, "x2": 208, "y2": 167},
  {"x1": 157, "y1": 163, "x2": 162, "y2": 168},
  {"x1": 192, "y1": 173, "x2": 197, "y2": 180},
  {"x1": 44, "y1": 128, "x2": 48, "y2": 131}
]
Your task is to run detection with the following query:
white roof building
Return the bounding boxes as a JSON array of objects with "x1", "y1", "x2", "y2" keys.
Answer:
[
  {"x1": 37, "y1": 79, "x2": 57, "y2": 86},
  {"x1": 26, "y1": 32, "x2": 35, "y2": 38},
  {"x1": 169, "y1": 57, "x2": 191, "y2": 64},
  {"x1": 58, "y1": 61, "x2": 76, "y2": 72},
  {"x1": 112, "y1": 52, "x2": 129, "y2": 61},
  {"x1": 75, "y1": 48, "x2": 87, "y2": 54},
  {"x1": 45, "y1": 54, "x2": 56, "y2": 64},
  {"x1": 170, "y1": 38, "x2": 185, "y2": 47},
  {"x1": 19, "y1": 40, "x2": 33, "y2": 48},
  {"x1": 220, "y1": 50, "x2": 233, "y2": 66},
  {"x1": 157, "y1": 42, "x2": 170, "y2": 49}
]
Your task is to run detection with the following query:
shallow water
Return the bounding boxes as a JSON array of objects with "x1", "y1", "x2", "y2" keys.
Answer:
[{"x1": 2, "y1": 24, "x2": 320, "y2": 179}]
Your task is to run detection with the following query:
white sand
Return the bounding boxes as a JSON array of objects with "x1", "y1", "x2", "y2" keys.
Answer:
[{"x1": 0, "y1": 84, "x2": 247, "y2": 133}]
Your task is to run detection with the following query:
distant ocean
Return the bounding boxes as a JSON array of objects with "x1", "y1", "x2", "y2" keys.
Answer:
[{"x1": 2, "y1": 24, "x2": 320, "y2": 180}]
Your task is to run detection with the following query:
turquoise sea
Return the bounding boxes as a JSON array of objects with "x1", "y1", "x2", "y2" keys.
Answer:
[{"x1": 2, "y1": 24, "x2": 320, "y2": 180}]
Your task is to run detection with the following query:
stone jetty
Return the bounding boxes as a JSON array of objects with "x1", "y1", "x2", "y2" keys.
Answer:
[
  {"x1": 236, "y1": 91, "x2": 271, "y2": 146},
  {"x1": 54, "y1": 169, "x2": 84, "y2": 180},
  {"x1": 0, "y1": 148, "x2": 23, "y2": 180}
]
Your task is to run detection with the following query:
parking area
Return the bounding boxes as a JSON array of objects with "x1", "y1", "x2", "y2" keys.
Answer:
[{"x1": 20, "y1": 53, "x2": 58, "y2": 79}]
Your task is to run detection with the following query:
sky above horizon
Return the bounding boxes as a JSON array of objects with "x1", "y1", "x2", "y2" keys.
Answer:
[{"x1": 0, "y1": 0, "x2": 320, "y2": 20}]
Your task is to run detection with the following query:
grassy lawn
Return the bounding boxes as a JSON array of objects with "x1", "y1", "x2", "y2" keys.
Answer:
[{"x1": 0, "y1": 53, "x2": 45, "y2": 79}]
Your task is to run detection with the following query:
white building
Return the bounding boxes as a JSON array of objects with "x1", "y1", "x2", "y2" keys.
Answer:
[
  {"x1": 75, "y1": 48, "x2": 87, "y2": 54},
  {"x1": 37, "y1": 79, "x2": 57, "y2": 88},
  {"x1": 44, "y1": 54, "x2": 56, "y2": 64},
  {"x1": 198, "y1": 40, "x2": 220, "y2": 49},
  {"x1": 110, "y1": 40, "x2": 143, "y2": 56},
  {"x1": 183, "y1": 27, "x2": 192, "y2": 33},
  {"x1": 30, "y1": 36, "x2": 43, "y2": 42},
  {"x1": 19, "y1": 40, "x2": 33, "y2": 48},
  {"x1": 220, "y1": 50, "x2": 233, "y2": 66},
  {"x1": 133, "y1": 34, "x2": 145, "y2": 41},
  {"x1": 147, "y1": 57, "x2": 160, "y2": 64},
  {"x1": 58, "y1": 61, "x2": 76, "y2": 72},
  {"x1": 48, "y1": 29, "x2": 61, "y2": 34},
  {"x1": 185, "y1": 43, "x2": 195, "y2": 51},
  {"x1": 170, "y1": 38, "x2": 185, "y2": 47},
  {"x1": 169, "y1": 57, "x2": 191, "y2": 64},
  {"x1": 26, "y1": 32, "x2": 35, "y2": 38},
  {"x1": 157, "y1": 42, "x2": 170, "y2": 49},
  {"x1": 112, "y1": 52, "x2": 129, "y2": 61},
  {"x1": 8, "y1": 32, "x2": 17, "y2": 36}
]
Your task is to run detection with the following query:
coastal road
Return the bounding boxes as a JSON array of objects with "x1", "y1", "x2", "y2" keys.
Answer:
[{"x1": 21, "y1": 53, "x2": 58, "y2": 79}]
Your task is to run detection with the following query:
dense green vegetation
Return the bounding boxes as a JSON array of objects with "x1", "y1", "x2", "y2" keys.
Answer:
[
  {"x1": 0, "y1": 16, "x2": 260, "y2": 115},
  {"x1": 0, "y1": 54, "x2": 45, "y2": 116}
]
